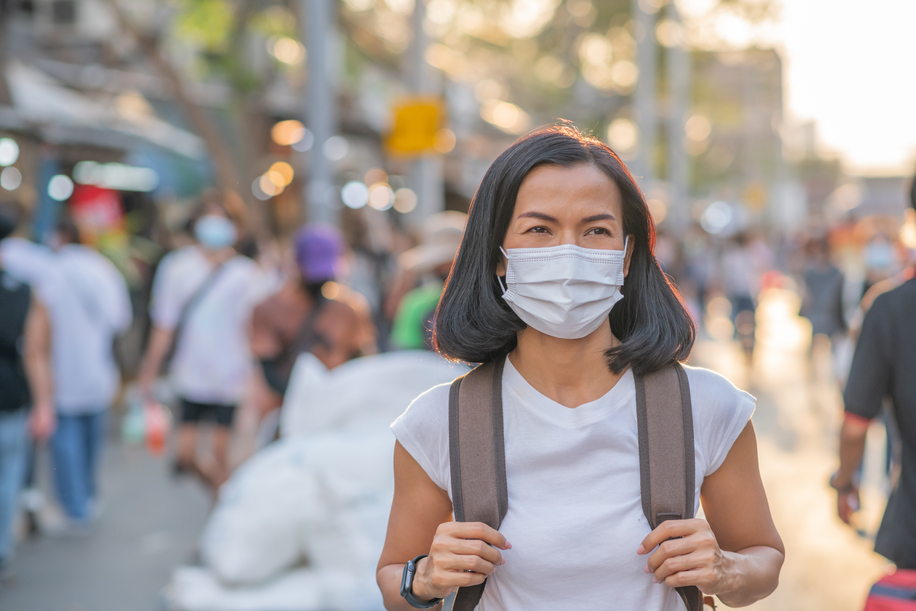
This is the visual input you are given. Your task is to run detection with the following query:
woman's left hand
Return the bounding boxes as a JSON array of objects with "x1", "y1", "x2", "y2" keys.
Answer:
[{"x1": 637, "y1": 518, "x2": 734, "y2": 595}]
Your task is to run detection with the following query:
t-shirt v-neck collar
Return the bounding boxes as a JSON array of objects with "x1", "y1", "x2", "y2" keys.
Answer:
[{"x1": 502, "y1": 357, "x2": 635, "y2": 428}]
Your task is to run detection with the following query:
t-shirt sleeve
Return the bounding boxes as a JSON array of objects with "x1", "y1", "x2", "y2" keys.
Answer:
[
  {"x1": 687, "y1": 367, "x2": 757, "y2": 477},
  {"x1": 843, "y1": 295, "x2": 892, "y2": 421},
  {"x1": 390, "y1": 383, "x2": 452, "y2": 494},
  {"x1": 149, "y1": 252, "x2": 181, "y2": 329}
]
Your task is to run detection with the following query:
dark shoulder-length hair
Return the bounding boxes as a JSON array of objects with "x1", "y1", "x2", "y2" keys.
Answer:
[{"x1": 433, "y1": 124, "x2": 695, "y2": 376}]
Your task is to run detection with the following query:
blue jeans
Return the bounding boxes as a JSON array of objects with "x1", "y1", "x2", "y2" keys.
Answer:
[
  {"x1": 50, "y1": 411, "x2": 107, "y2": 523},
  {"x1": 0, "y1": 409, "x2": 28, "y2": 563}
]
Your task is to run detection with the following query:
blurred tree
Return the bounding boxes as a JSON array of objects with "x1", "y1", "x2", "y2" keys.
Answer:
[{"x1": 105, "y1": 0, "x2": 303, "y2": 238}]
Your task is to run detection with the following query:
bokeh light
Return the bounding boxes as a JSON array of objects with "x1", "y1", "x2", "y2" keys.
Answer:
[
  {"x1": 341, "y1": 181, "x2": 369, "y2": 209},
  {"x1": 685, "y1": 115, "x2": 712, "y2": 142},
  {"x1": 252, "y1": 177, "x2": 272, "y2": 201},
  {"x1": 270, "y1": 37, "x2": 306, "y2": 65},
  {"x1": 647, "y1": 198, "x2": 668, "y2": 224},
  {"x1": 434, "y1": 129, "x2": 456, "y2": 154},
  {"x1": 0, "y1": 167, "x2": 22, "y2": 191},
  {"x1": 610, "y1": 61, "x2": 638, "y2": 90},
  {"x1": 261, "y1": 177, "x2": 278, "y2": 199},
  {"x1": 700, "y1": 201, "x2": 734, "y2": 235},
  {"x1": 655, "y1": 20, "x2": 683, "y2": 48},
  {"x1": 291, "y1": 129, "x2": 314, "y2": 152},
  {"x1": 271, "y1": 120, "x2": 306, "y2": 146},
  {"x1": 48, "y1": 175, "x2": 74, "y2": 201},
  {"x1": 0, "y1": 138, "x2": 19, "y2": 166},
  {"x1": 268, "y1": 161, "x2": 295, "y2": 186},
  {"x1": 607, "y1": 118, "x2": 638, "y2": 153},
  {"x1": 364, "y1": 168, "x2": 388, "y2": 186},
  {"x1": 367, "y1": 183, "x2": 394, "y2": 210},
  {"x1": 393, "y1": 188, "x2": 418, "y2": 214},
  {"x1": 481, "y1": 101, "x2": 530, "y2": 135},
  {"x1": 323, "y1": 136, "x2": 349, "y2": 161}
]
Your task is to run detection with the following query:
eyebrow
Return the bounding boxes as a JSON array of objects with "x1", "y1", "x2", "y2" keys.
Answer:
[{"x1": 516, "y1": 212, "x2": 618, "y2": 223}]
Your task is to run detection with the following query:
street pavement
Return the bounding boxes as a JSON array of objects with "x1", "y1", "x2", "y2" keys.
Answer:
[
  {"x1": 0, "y1": 287, "x2": 895, "y2": 610},
  {"x1": 0, "y1": 437, "x2": 211, "y2": 611}
]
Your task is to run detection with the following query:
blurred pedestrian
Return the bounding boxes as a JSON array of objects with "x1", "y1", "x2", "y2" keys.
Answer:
[
  {"x1": 137, "y1": 194, "x2": 267, "y2": 492},
  {"x1": 832, "y1": 182, "x2": 916, "y2": 569},
  {"x1": 719, "y1": 232, "x2": 762, "y2": 363},
  {"x1": 389, "y1": 211, "x2": 466, "y2": 351},
  {"x1": 0, "y1": 200, "x2": 59, "y2": 534},
  {"x1": 251, "y1": 224, "x2": 376, "y2": 417},
  {"x1": 799, "y1": 237, "x2": 846, "y2": 376},
  {"x1": 47, "y1": 218, "x2": 131, "y2": 530},
  {"x1": 0, "y1": 209, "x2": 54, "y2": 578},
  {"x1": 862, "y1": 232, "x2": 896, "y2": 297}
]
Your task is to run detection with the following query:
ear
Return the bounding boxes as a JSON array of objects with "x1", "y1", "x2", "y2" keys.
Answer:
[
  {"x1": 623, "y1": 234, "x2": 634, "y2": 278},
  {"x1": 496, "y1": 248, "x2": 507, "y2": 276}
]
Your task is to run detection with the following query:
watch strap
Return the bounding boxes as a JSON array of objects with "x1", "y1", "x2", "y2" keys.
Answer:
[{"x1": 400, "y1": 555, "x2": 443, "y2": 609}]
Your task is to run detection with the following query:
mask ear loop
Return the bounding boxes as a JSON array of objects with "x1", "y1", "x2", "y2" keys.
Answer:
[
  {"x1": 497, "y1": 247, "x2": 510, "y2": 296},
  {"x1": 618, "y1": 235, "x2": 630, "y2": 286}
]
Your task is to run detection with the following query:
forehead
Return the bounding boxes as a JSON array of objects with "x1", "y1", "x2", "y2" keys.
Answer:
[{"x1": 514, "y1": 163, "x2": 622, "y2": 218}]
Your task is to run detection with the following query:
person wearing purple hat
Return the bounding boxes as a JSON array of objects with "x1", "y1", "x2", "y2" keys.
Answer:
[{"x1": 251, "y1": 224, "x2": 377, "y2": 419}]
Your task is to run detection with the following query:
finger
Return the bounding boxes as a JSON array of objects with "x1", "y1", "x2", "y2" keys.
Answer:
[
  {"x1": 661, "y1": 567, "x2": 714, "y2": 591},
  {"x1": 429, "y1": 564, "x2": 490, "y2": 590},
  {"x1": 652, "y1": 549, "x2": 709, "y2": 582},
  {"x1": 447, "y1": 552, "x2": 498, "y2": 576},
  {"x1": 645, "y1": 536, "x2": 697, "y2": 572},
  {"x1": 451, "y1": 522, "x2": 511, "y2": 550},
  {"x1": 638, "y1": 519, "x2": 707, "y2": 554},
  {"x1": 452, "y1": 538, "x2": 505, "y2": 566}
]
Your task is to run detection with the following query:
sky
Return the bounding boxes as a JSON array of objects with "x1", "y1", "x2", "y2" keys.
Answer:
[{"x1": 758, "y1": 0, "x2": 916, "y2": 175}]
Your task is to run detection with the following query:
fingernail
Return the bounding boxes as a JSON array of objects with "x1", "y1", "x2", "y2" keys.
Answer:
[
  {"x1": 506, "y1": 541, "x2": 512, "y2": 549},
  {"x1": 636, "y1": 545, "x2": 645, "y2": 555},
  {"x1": 652, "y1": 578, "x2": 660, "y2": 584},
  {"x1": 500, "y1": 558, "x2": 506, "y2": 565},
  {"x1": 643, "y1": 566, "x2": 650, "y2": 574}
]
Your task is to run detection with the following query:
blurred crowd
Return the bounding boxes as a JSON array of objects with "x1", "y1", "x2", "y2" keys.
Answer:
[{"x1": 0, "y1": 170, "x2": 915, "y2": 594}]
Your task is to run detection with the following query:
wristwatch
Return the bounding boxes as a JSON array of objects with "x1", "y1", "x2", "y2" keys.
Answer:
[
  {"x1": 829, "y1": 471, "x2": 856, "y2": 494},
  {"x1": 400, "y1": 555, "x2": 443, "y2": 608}
]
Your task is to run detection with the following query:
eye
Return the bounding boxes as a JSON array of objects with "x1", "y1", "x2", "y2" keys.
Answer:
[
  {"x1": 586, "y1": 227, "x2": 612, "y2": 236},
  {"x1": 525, "y1": 225, "x2": 551, "y2": 234}
]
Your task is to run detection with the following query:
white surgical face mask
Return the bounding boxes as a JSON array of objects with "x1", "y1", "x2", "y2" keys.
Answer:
[
  {"x1": 499, "y1": 238, "x2": 628, "y2": 340},
  {"x1": 195, "y1": 215, "x2": 237, "y2": 250}
]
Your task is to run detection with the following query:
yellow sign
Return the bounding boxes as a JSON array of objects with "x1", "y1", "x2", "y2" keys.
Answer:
[{"x1": 386, "y1": 97, "x2": 445, "y2": 156}]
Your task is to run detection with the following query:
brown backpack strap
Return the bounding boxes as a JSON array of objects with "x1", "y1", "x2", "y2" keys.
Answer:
[
  {"x1": 448, "y1": 357, "x2": 507, "y2": 611},
  {"x1": 634, "y1": 362, "x2": 703, "y2": 611}
]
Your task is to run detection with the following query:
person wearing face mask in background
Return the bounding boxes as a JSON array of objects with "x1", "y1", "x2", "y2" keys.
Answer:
[
  {"x1": 137, "y1": 192, "x2": 269, "y2": 493},
  {"x1": 832, "y1": 171, "x2": 916, "y2": 570}
]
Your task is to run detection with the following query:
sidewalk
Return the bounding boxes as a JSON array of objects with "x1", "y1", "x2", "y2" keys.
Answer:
[
  {"x1": 694, "y1": 288, "x2": 888, "y2": 611},
  {"x1": 0, "y1": 435, "x2": 210, "y2": 611}
]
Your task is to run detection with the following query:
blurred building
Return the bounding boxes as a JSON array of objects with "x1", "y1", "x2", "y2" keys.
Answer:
[{"x1": 689, "y1": 48, "x2": 788, "y2": 228}]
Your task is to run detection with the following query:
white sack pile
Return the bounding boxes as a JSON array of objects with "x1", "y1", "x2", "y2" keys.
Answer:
[{"x1": 165, "y1": 351, "x2": 468, "y2": 611}]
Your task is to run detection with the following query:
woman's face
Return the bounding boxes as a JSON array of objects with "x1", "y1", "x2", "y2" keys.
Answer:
[{"x1": 499, "y1": 163, "x2": 632, "y2": 274}]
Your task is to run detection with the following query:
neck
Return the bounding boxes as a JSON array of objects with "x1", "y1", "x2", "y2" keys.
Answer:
[
  {"x1": 199, "y1": 245, "x2": 232, "y2": 264},
  {"x1": 509, "y1": 323, "x2": 625, "y2": 408}
]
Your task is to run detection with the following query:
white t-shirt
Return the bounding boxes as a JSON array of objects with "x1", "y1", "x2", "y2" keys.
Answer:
[
  {"x1": 150, "y1": 246, "x2": 268, "y2": 404},
  {"x1": 54, "y1": 245, "x2": 132, "y2": 412},
  {"x1": 391, "y1": 358, "x2": 755, "y2": 610},
  {"x1": 1, "y1": 239, "x2": 132, "y2": 412}
]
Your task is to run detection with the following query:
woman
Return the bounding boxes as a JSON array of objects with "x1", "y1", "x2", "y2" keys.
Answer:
[{"x1": 377, "y1": 126, "x2": 784, "y2": 609}]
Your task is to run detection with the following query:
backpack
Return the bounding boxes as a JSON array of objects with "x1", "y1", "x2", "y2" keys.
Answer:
[
  {"x1": 447, "y1": 357, "x2": 712, "y2": 611},
  {"x1": 864, "y1": 569, "x2": 916, "y2": 610}
]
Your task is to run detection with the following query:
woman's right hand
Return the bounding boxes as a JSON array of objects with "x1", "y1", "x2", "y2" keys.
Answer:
[{"x1": 412, "y1": 521, "x2": 511, "y2": 602}]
